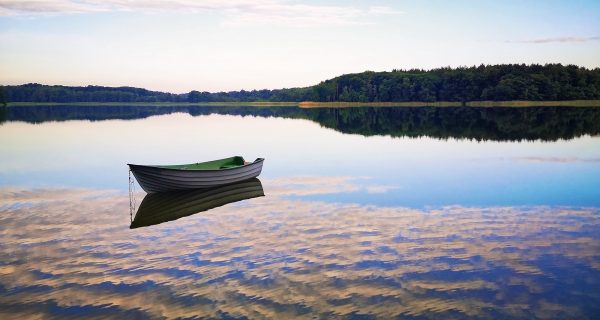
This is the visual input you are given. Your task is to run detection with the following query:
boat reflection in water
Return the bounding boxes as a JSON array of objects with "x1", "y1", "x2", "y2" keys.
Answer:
[{"x1": 130, "y1": 178, "x2": 264, "y2": 228}]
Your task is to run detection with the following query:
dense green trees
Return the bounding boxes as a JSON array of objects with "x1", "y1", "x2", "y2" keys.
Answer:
[
  {"x1": 3, "y1": 64, "x2": 599, "y2": 103},
  {"x1": 4, "y1": 84, "x2": 185, "y2": 103},
  {"x1": 312, "y1": 64, "x2": 600, "y2": 102},
  {"x1": 0, "y1": 86, "x2": 7, "y2": 106}
]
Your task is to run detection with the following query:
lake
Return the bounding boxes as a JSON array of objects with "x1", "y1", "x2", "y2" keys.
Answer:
[{"x1": 1, "y1": 105, "x2": 599, "y2": 319}]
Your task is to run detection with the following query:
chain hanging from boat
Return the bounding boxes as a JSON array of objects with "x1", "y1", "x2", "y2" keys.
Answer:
[{"x1": 129, "y1": 168, "x2": 136, "y2": 222}]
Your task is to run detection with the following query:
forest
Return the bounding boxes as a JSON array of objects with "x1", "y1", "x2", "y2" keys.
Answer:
[{"x1": 2, "y1": 64, "x2": 600, "y2": 103}]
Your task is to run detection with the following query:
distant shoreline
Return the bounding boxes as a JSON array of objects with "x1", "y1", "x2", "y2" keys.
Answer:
[
  {"x1": 298, "y1": 100, "x2": 600, "y2": 108},
  {"x1": 5, "y1": 100, "x2": 600, "y2": 108}
]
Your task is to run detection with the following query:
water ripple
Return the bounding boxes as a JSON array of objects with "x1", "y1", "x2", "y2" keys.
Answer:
[{"x1": 1, "y1": 180, "x2": 599, "y2": 319}]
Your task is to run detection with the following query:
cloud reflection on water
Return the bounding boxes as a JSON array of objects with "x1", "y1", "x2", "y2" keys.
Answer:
[{"x1": 0, "y1": 177, "x2": 599, "y2": 319}]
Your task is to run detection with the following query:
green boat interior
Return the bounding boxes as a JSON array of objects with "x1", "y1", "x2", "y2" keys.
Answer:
[{"x1": 159, "y1": 156, "x2": 247, "y2": 170}]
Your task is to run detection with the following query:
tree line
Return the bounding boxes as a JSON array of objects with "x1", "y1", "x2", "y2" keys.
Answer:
[{"x1": 2, "y1": 64, "x2": 599, "y2": 103}]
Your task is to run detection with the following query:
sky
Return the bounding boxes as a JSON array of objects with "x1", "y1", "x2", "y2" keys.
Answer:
[{"x1": 0, "y1": 0, "x2": 599, "y2": 93}]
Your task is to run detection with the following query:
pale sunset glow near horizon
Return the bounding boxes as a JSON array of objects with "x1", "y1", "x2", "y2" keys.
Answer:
[{"x1": 1, "y1": 0, "x2": 599, "y2": 93}]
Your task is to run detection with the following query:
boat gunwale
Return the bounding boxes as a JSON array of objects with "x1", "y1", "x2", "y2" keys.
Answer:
[{"x1": 127, "y1": 157, "x2": 265, "y2": 172}]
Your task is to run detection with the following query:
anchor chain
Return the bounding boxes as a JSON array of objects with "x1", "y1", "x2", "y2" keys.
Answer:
[{"x1": 129, "y1": 168, "x2": 136, "y2": 222}]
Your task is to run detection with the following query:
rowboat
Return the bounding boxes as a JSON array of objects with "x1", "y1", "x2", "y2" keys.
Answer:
[
  {"x1": 130, "y1": 178, "x2": 264, "y2": 228},
  {"x1": 128, "y1": 156, "x2": 264, "y2": 193}
]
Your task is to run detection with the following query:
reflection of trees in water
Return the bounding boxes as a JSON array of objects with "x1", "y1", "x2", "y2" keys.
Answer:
[
  {"x1": 6, "y1": 105, "x2": 600, "y2": 141},
  {"x1": 309, "y1": 107, "x2": 600, "y2": 141},
  {"x1": 0, "y1": 106, "x2": 6, "y2": 124}
]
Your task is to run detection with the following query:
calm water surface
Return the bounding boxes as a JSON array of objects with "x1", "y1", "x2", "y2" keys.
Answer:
[{"x1": 0, "y1": 106, "x2": 599, "y2": 319}]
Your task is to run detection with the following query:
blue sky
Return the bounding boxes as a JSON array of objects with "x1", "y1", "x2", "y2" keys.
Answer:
[{"x1": 0, "y1": 0, "x2": 599, "y2": 92}]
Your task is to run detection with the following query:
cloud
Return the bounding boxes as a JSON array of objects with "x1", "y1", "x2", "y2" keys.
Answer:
[
  {"x1": 264, "y1": 176, "x2": 398, "y2": 196},
  {"x1": 368, "y1": 6, "x2": 403, "y2": 15},
  {"x1": 0, "y1": 0, "x2": 103, "y2": 15},
  {"x1": 513, "y1": 156, "x2": 600, "y2": 163},
  {"x1": 265, "y1": 176, "x2": 361, "y2": 196},
  {"x1": 513, "y1": 36, "x2": 600, "y2": 44},
  {"x1": 1, "y1": 185, "x2": 599, "y2": 318},
  {"x1": 0, "y1": 1, "x2": 402, "y2": 26},
  {"x1": 364, "y1": 185, "x2": 398, "y2": 194},
  {"x1": 221, "y1": 3, "x2": 365, "y2": 27}
]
